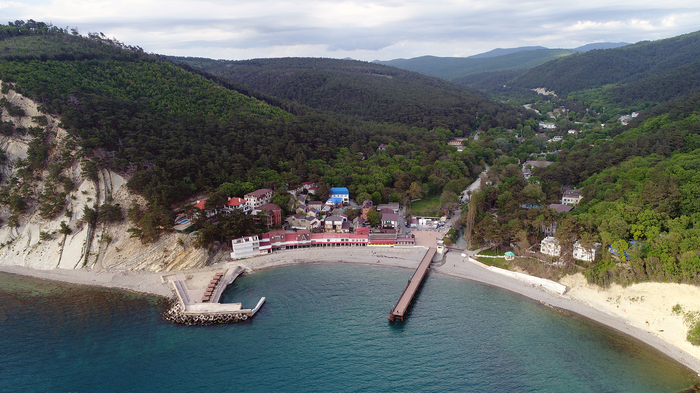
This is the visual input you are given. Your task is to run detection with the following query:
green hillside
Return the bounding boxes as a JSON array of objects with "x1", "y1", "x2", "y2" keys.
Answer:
[
  {"x1": 373, "y1": 49, "x2": 577, "y2": 81},
  {"x1": 169, "y1": 56, "x2": 531, "y2": 132},
  {"x1": 509, "y1": 31, "x2": 700, "y2": 96}
]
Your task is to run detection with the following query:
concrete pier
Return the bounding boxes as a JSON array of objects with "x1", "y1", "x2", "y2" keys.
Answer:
[{"x1": 389, "y1": 247, "x2": 436, "y2": 321}]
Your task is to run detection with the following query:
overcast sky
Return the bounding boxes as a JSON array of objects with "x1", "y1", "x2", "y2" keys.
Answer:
[{"x1": 3, "y1": 0, "x2": 700, "y2": 61}]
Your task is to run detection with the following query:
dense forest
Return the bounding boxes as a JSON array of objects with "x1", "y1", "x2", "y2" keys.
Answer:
[{"x1": 169, "y1": 56, "x2": 530, "y2": 132}]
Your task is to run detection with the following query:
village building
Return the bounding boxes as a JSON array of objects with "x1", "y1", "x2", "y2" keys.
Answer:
[
  {"x1": 253, "y1": 203, "x2": 282, "y2": 228},
  {"x1": 193, "y1": 199, "x2": 217, "y2": 217},
  {"x1": 549, "y1": 203, "x2": 573, "y2": 213},
  {"x1": 324, "y1": 215, "x2": 348, "y2": 233},
  {"x1": 562, "y1": 189, "x2": 583, "y2": 206},
  {"x1": 222, "y1": 197, "x2": 251, "y2": 214},
  {"x1": 448, "y1": 137, "x2": 469, "y2": 152},
  {"x1": 287, "y1": 212, "x2": 321, "y2": 231},
  {"x1": 245, "y1": 188, "x2": 273, "y2": 209},
  {"x1": 381, "y1": 213, "x2": 399, "y2": 229},
  {"x1": 376, "y1": 202, "x2": 400, "y2": 215},
  {"x1": 521, "y1": 160, "x2": 554, "y2": 179},
  {"x1": 361, "y1": 199, "x2": 373, "y2": 221},
  {"x1": 540, "y1": 236, "x2": 561, "y2": 257},
  {"x1": 573, "y1": 242, "x2": 601, "y2": 262}
]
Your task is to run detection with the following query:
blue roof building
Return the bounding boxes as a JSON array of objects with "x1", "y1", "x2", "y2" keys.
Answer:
[{"x1": 330, "y1": 187, "x2": 350, "y2": 203}]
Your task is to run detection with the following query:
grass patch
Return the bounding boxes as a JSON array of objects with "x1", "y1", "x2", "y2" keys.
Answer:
[
  {"x1": 409, "y1": 194, "x2": 441, "y2": 216},
  {"x1": 473, "y1": 248, "x2": 510, "y2": 268}
]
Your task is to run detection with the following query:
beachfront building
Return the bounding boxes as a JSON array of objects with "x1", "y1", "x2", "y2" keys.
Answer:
[
  {"x1": 562, "y1": 189, "x2": 583, "y2": 206},
  {"x1": 330, "y1": 187, "x2": 350, "y2": 204},
  {"x1": 573, "y1": 242, "x2": 601, "y2": 262},
  {"x1": 230, "y1": 235, "x2": 261, "y2": 260},
  {"x1": 540, "y1": 236, "x2": 561, "y2": 257},
  {"x1": 245, "y1": 188, "x2": 274, "y2": 209}
]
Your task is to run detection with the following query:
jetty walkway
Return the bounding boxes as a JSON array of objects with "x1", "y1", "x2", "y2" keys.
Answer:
[
  {"x1": 389, "y1": 247, "x2": 436, "y2": 321},
  {"x1": 162, "y1": 266, "x2": 265, "y2": 324}
]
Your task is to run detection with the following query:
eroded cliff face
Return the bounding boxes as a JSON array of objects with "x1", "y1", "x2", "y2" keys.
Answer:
[{"x1": 0, "y1": 81, "x2": 223, "y2": 272}]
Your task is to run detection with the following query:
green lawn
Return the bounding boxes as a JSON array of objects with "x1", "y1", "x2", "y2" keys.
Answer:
[{"x1": 409, "y1": 195, "x2": 441, "y2": 216}]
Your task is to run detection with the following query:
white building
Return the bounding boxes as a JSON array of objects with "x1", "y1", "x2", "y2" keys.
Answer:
[
  {"x1": 562, "y1": 189, "x2": 583, "y2": 206},
  {"x1": 573, "y1": 242, "x2": 601, "y2": 262},
  {"x1": 540, "y1": 236, "x2": 561, "y2": 257},
  {"x1": 231, "y1": 235, "x2": 261, "y2": 260}
]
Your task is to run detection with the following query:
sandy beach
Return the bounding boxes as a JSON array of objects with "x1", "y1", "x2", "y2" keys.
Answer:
[{"x1": 2, "y1": 229, "x2": 700, "y2": 375}]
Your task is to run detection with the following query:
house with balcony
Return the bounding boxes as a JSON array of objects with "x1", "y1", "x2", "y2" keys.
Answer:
[{"x1": 245, "y1": 188, "x2": 274, "y2": 209}]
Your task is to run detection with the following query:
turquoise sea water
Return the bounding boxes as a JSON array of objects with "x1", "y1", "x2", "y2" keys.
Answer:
[{"x1": 1, "y1": 264, "x2": 698, "y2": 392}]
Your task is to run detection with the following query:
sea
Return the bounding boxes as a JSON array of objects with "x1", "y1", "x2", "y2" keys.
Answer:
[{"x1": 1, "y1": 263, "x2": 699, "y2": 393}]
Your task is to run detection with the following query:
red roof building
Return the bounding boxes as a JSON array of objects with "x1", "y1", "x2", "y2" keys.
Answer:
[{"x1": 223, "y1": 197, "x2": 251, "y2": 213}]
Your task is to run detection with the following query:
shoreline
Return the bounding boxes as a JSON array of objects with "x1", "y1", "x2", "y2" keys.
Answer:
[{"x1": 2, "y1": 245, "x2": 700, "y2": 375}]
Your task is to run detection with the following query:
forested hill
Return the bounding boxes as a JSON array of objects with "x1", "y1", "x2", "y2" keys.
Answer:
[
  {"x1": 168, "y1": 56, "x2": 530, "y2": 132},
  {"x1": 1, "y1": 24, "x2": 518, "y2": 245},
  {"x1": 507, "y1": 30, "x2": 700, "y2": 97}
]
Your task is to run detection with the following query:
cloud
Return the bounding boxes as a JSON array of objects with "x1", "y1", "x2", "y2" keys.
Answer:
[{"x1": 2, "y1": 0, "x2": 699, "y2": 60}]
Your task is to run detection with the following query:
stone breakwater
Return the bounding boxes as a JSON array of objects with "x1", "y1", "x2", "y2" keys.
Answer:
[{"x1": 163, "y1": 301, "x2": 250, "y2": 325}]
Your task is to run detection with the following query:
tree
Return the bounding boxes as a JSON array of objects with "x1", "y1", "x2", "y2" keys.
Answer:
[
  {"x1": 367, "y1": 210, "x2": 382, "y2": 227},
  {"x1": 58, "y1": 221, "x2": 71, "y2": 235},
  {"x1": 407, "y1": 181, "x2": 423, "y2": 200}
]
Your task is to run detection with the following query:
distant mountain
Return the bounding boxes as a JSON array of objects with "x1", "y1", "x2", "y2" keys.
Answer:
[
  {"x1": 169, "y1": 56, "x2": 531, "y2": 132},
  {"x1": 574, "y1": 42, "x2": 630, "y2": 51},
  {"x1": 467, "y1": 46, "x2": 547, "y2": 59},
  {"x1": 374, "y1": 42, "x2": 632, "y2": 82},
  {"x1": 373, "y1": 49, "x2": 577, "y2": 81}
]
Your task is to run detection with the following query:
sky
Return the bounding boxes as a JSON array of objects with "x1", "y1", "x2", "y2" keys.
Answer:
[{"x1": 2, "y1": 0, "x2": 700, "y2": 61}]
